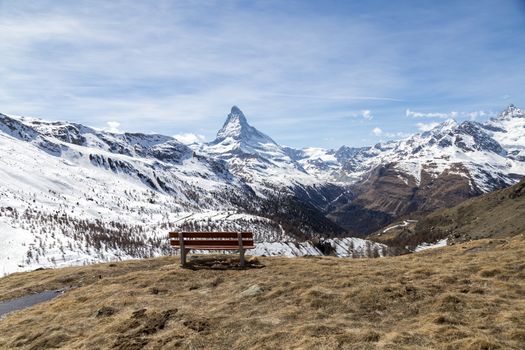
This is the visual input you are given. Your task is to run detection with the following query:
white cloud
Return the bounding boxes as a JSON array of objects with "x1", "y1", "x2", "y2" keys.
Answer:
[
  {"x1": 174, "y1": 133, "x2": 206, "y2": 144},
  {"x1": 384, "y1": 131, "x2": 411, "y2": 138},
  {"x1": 372, "y1": 127, "x2": 383, "y2": 136},
  {"x1": 105, "y1": 121, "x2": 121, "y2": 133},
  {"x1": 343, "y1": 109, "x2": 374, "y2": 120},
  {"x1": 406, "y1": 109, "x2": 458, "y2": 119},
  {"x1": 466, "y1": 110, "x2": 487, "y2": 120},
  {"x1": 407, "y1": 109, "x2": 494, "y2": 121},
  {"x1": 361, "y1": 110, "x2": 373, "y2": 120},
  {"x1": 416, "y1": 122, "x2": 440, "y2": 131}
]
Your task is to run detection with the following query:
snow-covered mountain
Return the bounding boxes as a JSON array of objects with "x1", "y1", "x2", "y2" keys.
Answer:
[
  {"x1": 481, "y1": 104, "x2": 525, "y2": 162},
  {"x1": 284, "y1": 145, "x2": 372, "y2": 183},
  {"x1": 284, "y1": 105, "x2": 525, "y2": 235},
  {"x1": 195, "y1": 106, "x2": 316, "y2": 189},
  {"x1": 288, "y1": 106, "x2": 525, "y2": 191},
  {"x1": 0, "y1": 110, "x2": 374, "y2": 275},
  {"x1": 1, "y1": 104, "x2": 524, "y2": 274},
  {"x1": 195, "y1": 106, "x2": 350, "y2": 228}
]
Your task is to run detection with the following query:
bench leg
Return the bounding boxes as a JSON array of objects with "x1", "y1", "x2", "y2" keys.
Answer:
[
  {"x1": 180, "y1": 248, "x2": 188, "y2": 267},
  {"x1": 239, "y1": 248, "x2": 245, "y2": 267}
]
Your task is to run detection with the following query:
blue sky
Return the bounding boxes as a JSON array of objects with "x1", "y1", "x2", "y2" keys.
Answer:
[{"x1": 0, "y1": 0, "x2": 524, "y2": 148}]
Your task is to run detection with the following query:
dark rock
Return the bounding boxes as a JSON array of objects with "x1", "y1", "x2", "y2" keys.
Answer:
[{"x1": 95, "y1": 306, "x2": 117, "y2": 318}]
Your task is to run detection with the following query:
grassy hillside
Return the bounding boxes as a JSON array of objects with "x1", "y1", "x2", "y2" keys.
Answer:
[
  {"x1": 1, "y1": 236, "x2": 524, "y2": 349},
  {"x1": 371, "y1": 177, "x2": 525, "y2": 249},
  {"x1": 417, "y1": 177, "x2": 525, "y2": 244}
]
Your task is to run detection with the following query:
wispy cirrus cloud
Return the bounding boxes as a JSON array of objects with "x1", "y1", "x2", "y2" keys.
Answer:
[
  {"x1": 0, "y1": 1, "x2": 523, "y2": 148},
  {"x1": 264, "y1": 93, "x2": 403, "y2": 102}
]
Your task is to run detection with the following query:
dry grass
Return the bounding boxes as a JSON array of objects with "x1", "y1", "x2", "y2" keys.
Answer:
[{"x1": 1, "y1": 236, "x2": 525, "y2": 349}]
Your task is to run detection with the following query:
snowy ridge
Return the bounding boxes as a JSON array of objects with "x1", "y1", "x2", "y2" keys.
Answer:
[
  {"x1": 483, "y1": 104, "x2": 525, "y2": 161},
  {"x1": 286, "y1": 105, "x2": 525, "y2": 192}
]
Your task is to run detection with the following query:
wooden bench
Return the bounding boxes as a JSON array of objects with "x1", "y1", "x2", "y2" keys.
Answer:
[{"x1": 168, "y1": 231, "x2": 255, "y2": 267}]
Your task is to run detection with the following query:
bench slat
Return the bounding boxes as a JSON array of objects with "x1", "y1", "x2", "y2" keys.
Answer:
[
  {"x1": 179, "y1": 246, "x2": 254, "y2": 250},
  {"x1": 170, "y1": 239, "x2": 254, "y2": 247},
  {"x1": 170, "y1": 243, "x2": 255, "y2": 249},
  {"x1": 168, "y1": 232, "x2": 253, "y2": 239}
]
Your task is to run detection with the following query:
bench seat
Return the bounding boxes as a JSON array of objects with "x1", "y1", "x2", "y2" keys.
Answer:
[{"x1": 180, "y1": 246, "x2": 255, "y2": 250}]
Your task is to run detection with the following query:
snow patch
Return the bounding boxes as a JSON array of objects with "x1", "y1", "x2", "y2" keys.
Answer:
[{"x1": 414, "y1": 238, "x2": 448, "y2": 252}]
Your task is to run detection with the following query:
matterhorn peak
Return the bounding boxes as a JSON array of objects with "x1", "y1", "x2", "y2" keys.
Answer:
[
  {"x1": 207, "y1": 105, "x2": 279, "y2": 155},
  {"x1": 229, "y1": 105, "x2": 245, "y2": 118},
  {"x1": 216, "y1": 106, "x2": 255, "y2": 141}
]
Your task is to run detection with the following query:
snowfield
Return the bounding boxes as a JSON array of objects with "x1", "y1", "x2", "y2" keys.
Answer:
[{"x1": 414, "y1": 238, "x2": 449, "y2": 252}]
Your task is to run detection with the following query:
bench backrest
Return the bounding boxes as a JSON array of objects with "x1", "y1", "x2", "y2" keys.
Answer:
[{"x1": 168, "y1": 231, "x2": 254, "y2": 249}]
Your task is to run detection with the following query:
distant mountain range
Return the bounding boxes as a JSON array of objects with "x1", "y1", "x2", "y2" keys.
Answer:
[
  {"x1": 0, "y1": 104, "x2": 524, "y2": 273},
  {"x1": 202, "y1": 104, "x2": 525, "y2": 235}
]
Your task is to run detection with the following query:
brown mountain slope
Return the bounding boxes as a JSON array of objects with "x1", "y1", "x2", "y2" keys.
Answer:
[
  {"x1": 371, "y1": 177, "x2": 525, "y2": 248},
  {"x1": 328, "y1": 163, "x2": 480, "y2": 236},
  {"x1": 417, "y1": 176, "x2": 525, "y2": 244}
]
